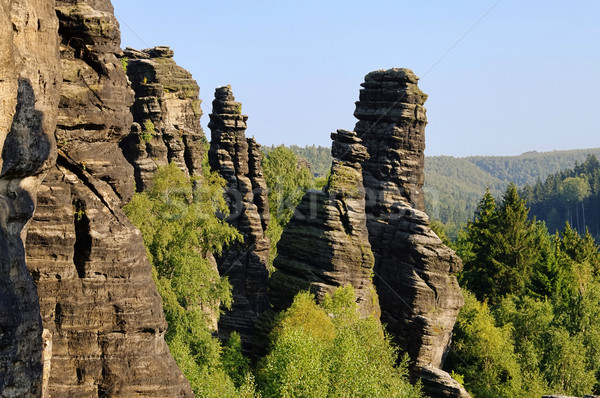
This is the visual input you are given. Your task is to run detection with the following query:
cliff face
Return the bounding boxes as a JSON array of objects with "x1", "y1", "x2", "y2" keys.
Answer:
[
  {"x1": 354, "y1": 69, "x2": 468, "y2": 397},
  {"x1": 21, "y1": 1, "x2": 193, "y2": 396},
  {"x1": 208, "y1": 85, "x2": 270, "y2": 348},
  {"x1": 0, "y1": 0, "x2": 60, "y2": 395},
  {"x1": 120, "y1": 46, "x2": 206, "y2": 191},
  {"x1": 269, "y1": 129, "x2": 379, "y2": 318}
]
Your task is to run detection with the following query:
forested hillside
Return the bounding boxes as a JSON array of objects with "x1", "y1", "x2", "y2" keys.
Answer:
[
  {"x1": 446, "y1": 185, "x2": 600, "y2": 397},
  {"x1": 277, "y1": 145, "x2": 600, "y2": 238},
  {"x1": 467, "y1": 148, "x2": 600, "y2": 186},
  {"x1": 424, "y1": 156, "x2": 506, "y2": 236},
  {"x1": 522, "y1": 154, "x2": 600, "y2": 240},
  {"x1": 426, "y1": 149, "x2": 600, "y2": 234}
]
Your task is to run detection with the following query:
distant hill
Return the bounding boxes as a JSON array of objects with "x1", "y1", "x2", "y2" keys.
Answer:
[
  {"x1": 425, "y1": 148, "x2": 600, "y2": 237},
  {"x1": 465, "y1": 148, "x2": 600, "y2": 186},
  {"x1": 262, "y1": 144, "x2": 600, "y2": 238},
  {"x1": 521, "y1": 154, "x2": 600, "y2": 239}
]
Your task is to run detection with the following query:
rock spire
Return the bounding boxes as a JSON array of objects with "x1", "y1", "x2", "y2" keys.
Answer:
[
  {"x1": 120, "y1": 46, "x2": 206, "y2": 191},
  {"x1": 355, "y1": 68, "x2": 469, "y2": 397},
  {"x1": 268, "y1": 129, "x2": 379, "y2": 318},
  {"x1": 208, "y1": 85, "x2": 271, "y2": 350},
  {"x1": 0, "y1": 0, "x2": 60, "y2": 395}
]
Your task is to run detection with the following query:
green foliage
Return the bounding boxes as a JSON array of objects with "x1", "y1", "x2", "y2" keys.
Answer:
[
  {"x1": 456, "y1": 185, "x2": 549, "y2": 303},
  {"x1": 120, "y1": 57, "x2": 128, "y2": 73},
  {"x1": 140, "y1": 119, "x2": 156, "y2": 142},
  {"x1": 222, "y1": 332, "x2": 252, "y2": 388},
  {"x1": 450, "y1": 186, "x2": 600, "y2": 396},
  {"x1": 424, "y1": 148, "x2": 600, "y2": 238},
  {"x1": 522, "y1": 154, "x2": 600, "y2": 240},
  {"x1": 257, "y1": 286, "x2": 423, "y2": 398},
  {"x1": 262, "y1": 146, "x2": 313, "y2": 267},
  {"x1": 263, "y1": 144, "x2": 333, "y2": 178},
  {"x1": 124, "y1": 163, "x2": 246, "y2": 396},
  {"x1": 448, "y1": 290, "x2": 527, "y2": 398}
]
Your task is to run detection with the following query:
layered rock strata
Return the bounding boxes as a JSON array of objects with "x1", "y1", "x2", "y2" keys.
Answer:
[
  {"x1": 208, "y1": 85, "x2": 270, "y2": 348},
  {"x1": 269, "y1": 129, "x2": 379, "y2": 318},
  {"x1": 354, "y1": 68, "x2": 468, "y2": 397},
  {"x1": 120, "y1": 46, "x2": 206, "y2": 191},
  {"x1": 23, "y1": 1, "x2": 193, "y2": 396},
  {"x1": 0, "y1": 1, "x2": 60, "y2": 395}
]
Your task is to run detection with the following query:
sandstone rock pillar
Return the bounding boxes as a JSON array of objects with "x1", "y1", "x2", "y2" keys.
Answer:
[
  {"x1": 120, "y1": 46, "x2": 206, "y2": 191},
  {"x1": 268, "y1": 129, "x2": 379, "y2": 318},
  {"x1": 208, "y1": 85, "x2": 271, "y2": 350},
  {"x1": 354, "y1": 68, "x2": 469, "y2": 397}
]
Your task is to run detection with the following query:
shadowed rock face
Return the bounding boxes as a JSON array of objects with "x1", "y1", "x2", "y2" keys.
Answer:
[
  {"x1": 120, "y1": 46, "x2": 206, "y2": 191},
  {"x1": 354, "y1": 68, "x2": 469, "y2": 397},
  {"x1": 208, "y1": 85, "x2": 271, "y2": 350},
  {"x1": 0, "y1": 0, "x2": 60, "y2": 396},
  {"x1": 22, "y1": 1, "x2": 193, "y2": 396},
  {"x1": 269, "y1": 129, "x2": 379, "y2": 318}
]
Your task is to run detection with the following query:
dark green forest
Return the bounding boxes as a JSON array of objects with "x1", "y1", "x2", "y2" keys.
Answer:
[
  {"x1": 426, "y1": 148, "x2": 600, "y2": 236},
  {"x1": 446, "y1": 185, "x2": 600, "y2": 397},
  {"x1": 521, "y1": 154, "x2": 600, "y2": 240},
  {"x1": 263, "y1": 144, "x2": 332, "y2": 178}
]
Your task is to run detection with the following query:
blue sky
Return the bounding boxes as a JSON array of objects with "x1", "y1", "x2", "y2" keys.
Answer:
[{"x1": 112, "y1": 1, "x2": 599, "y2": 156}]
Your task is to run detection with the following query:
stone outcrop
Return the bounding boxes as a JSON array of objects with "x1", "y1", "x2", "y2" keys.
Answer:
[
  {"x1": 120, "y1": 46, "x2": 206, "y2": 191},
  {"x1": 208, "y1": 85, "x2": 270, "y2": 349},
  {"x1": 354, "y1": 68, "x2": 468, "y2": 397},
  {"x1": 21, "y1": 1, "x2": 192, "y2": 396},
  {"x1": 269, "y1": 129, "x2": 379, "y2": 318},
  {"x1": 0, "y1": 1, "x2": 61, "y2": 395}
]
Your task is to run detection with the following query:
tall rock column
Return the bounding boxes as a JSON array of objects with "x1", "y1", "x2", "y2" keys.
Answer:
[
  {"x1": 208, "y1": 85, "x2": 270, "y2": 349},
  {"x1": 23, "y1": 1, "x2": 193, "y2": 396},
  {"x1": 0, "y1": 0, "x2": 60, "y2": 396},
  {"x1": 120, "y1": 46, "x2": 206, "y2": 191},
  {"x1": 268, "y1": 129, "x2": 379, "y2": 318},
  {"x1": 354, "y1": 69, "x2": 469, "y2": 397}
]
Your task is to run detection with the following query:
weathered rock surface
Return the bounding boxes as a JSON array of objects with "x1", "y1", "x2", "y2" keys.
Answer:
[
  {"x1": 22, "y1": 1, "x2": 193, "y2": 396},
  {"x1": 354, "y1": 68, "x2": 468, "y2": 397},
  {"x1": 269, "y1": 129, "x2": 379, "y2": 318},
  {"x1": 208, "y1": 85, "x2": 270, "y2": 349},
  {"x1": 0, "y1": 0, "x2": 61, "y2": 396},
  {"x1": 120, "y1": 46, "x2": 206, "y2": 191}
]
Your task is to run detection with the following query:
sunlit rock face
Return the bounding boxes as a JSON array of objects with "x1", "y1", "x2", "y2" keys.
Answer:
[
  {"x1": 21, "y1": 1, "x2": 193, "y2": 395},
  {"x1": 268, "y1": 129, "x2": 379, "y2": 318},
  {"x1": 208, "y1": 85, "x2": 271, "y2": 352},
  {"x1": 354, "y1": 68, "x2": 469, "y2": 398},
  {"x1": 120, "y1": 46, "x2": 206, "y2": 192},
  {"x1": 0, "y1": 0, "x2": 60, "y2": 395}
]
